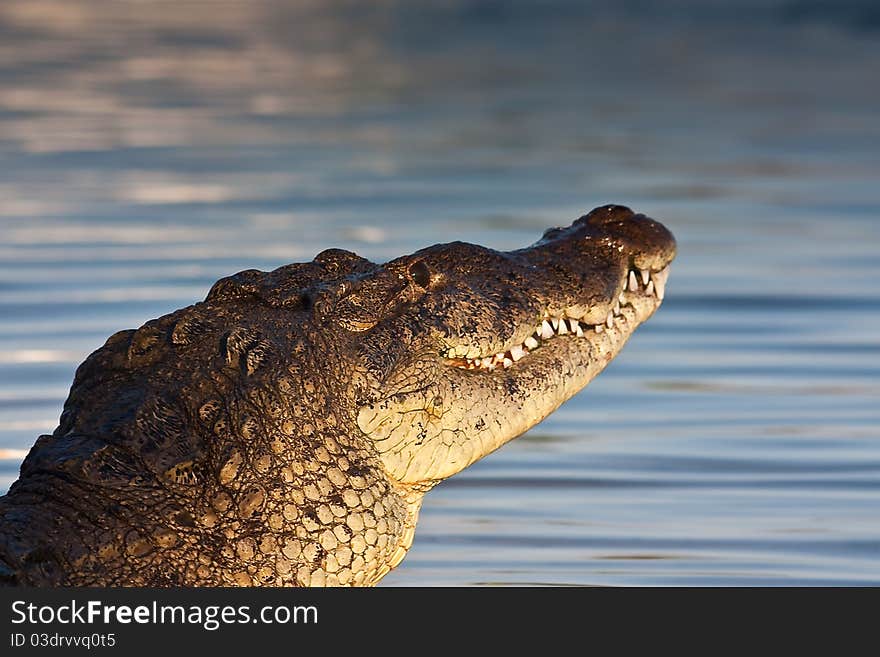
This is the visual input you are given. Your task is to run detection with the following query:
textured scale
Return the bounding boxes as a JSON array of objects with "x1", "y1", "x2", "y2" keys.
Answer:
[{"x1": 0, "y1": 206, "x2": 676, "y2": 587}]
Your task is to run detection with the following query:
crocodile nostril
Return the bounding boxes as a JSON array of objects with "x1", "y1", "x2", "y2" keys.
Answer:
[{"x1": 581, "y1": 204, "x2": 636, "y2": 226}]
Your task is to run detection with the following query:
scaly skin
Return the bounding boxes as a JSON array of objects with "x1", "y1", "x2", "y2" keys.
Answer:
[{"x1": 0, "y1": 205, "x2": 676, "y2": 586}]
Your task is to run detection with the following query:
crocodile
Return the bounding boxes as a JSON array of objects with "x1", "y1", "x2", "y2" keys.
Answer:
[{"x1": 0, "y1": 204, "x2": 675, "y2": 586}]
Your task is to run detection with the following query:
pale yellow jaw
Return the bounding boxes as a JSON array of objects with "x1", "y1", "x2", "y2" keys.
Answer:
[{"x1": 361, "y1": 265, "x2": 671, "y2": 486}]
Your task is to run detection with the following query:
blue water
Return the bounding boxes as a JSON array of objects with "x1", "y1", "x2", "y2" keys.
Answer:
[{"x1": 0, "y1": 1, "x2": 878, "y2": 585}]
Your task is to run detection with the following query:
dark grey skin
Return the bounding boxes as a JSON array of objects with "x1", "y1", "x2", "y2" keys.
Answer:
[{"x1": 0, "y1": 205, "x2": 676, "y2": 586}]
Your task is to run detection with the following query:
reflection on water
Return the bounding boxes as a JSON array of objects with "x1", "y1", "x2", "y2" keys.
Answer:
[{"x1": 1, "y1": 0, "x2": 879, "y2": 585}]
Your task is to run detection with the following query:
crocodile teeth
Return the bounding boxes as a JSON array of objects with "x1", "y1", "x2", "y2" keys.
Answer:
[
  {"x1": 652, "y1": 266, "x2": 668, "y2": 300},
  {"x1": 449, "y1": 263, "x2": 669, "y2": 372},
  {"x1": 628, "y1": 270, "x2": 639, "y2": 292},
  {"x1": 625, "y1": 266, "x2": 667, "y2": 299}
]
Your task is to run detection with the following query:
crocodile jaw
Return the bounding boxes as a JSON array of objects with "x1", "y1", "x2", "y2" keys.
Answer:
[
  {"x1": 358, "y1": 266, "x2": 670, "y2": 484},
  {"x1": 356, "y1": 206, "x2": 676, "y2": 486}
]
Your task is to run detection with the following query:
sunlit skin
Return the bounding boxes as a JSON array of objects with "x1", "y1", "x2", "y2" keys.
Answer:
[{"x1": 0, "y1": 205, "x2": 675, "y2": 586}]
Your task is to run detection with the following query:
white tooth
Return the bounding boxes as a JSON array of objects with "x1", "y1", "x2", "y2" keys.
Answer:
[
  {"x1": 540, "y1": 320, "x2": 554, "y2": 339},
  {"x1": 575, "y1": 322, "x2": 584, "y2": 337},
  {"x1": 486, "y1": 362, "x2": 496, "y2": 371},
  {"x1": 557, "y1": 318, "x2": 568, "y2": 334},
  {"x1": 646, "y1": 280, "x2": 655, "y2": 296},
  {"x1": 652, "y1": 267, "x2": 668, "y2": 300},
  {"x1": 653, "y1": 280, "x2": 664, "y2": 300},
  {"x1": 550, "y1": 318, "x2": 560, "y2": 331},
  {"x1": 640, "y1": 269, "x2": 650, "y2": 286},
  {"x1": 525, "y1": 336, "x2": 539, "y2": 350},
  {"x1": 502, "y1": 357, "x2": 513, "y2": 368},
  {"x1": 606, "y1": 312, "x2": 614, "y2": 328},
  {"x1": 619, "y1": 292, "x2": 627, "y2": 305},
  {"x1": 628, "y1": 270, "x2": 639, "y2": 291},
  {"x1": 595, "y1": 323, "x2": 604, "y2": 333},
  {"x1": 495, "y1": 352, "x2": 505, "y2": 362},
  {"x1": 510, "y1": 345, "x2": 525, "y2": 361},
  {"x1": 614, "y1": 300, "x2": 621, "y2": 315}
]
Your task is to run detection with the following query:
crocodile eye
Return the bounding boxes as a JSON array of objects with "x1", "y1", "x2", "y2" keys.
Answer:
[{"x1": 408, "y1": 260, "x2": 431, "y2": 289}]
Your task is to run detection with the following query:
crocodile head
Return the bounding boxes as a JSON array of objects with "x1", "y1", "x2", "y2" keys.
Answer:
[
  {"x1": 343, "y1": 204, "x2": 676, "y2": 487},
  {"x1": 0, "y1": 203, "x2": 675, "y2": 587}
]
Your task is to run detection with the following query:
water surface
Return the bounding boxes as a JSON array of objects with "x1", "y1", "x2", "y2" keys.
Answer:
[{"x1": 1, "y1": 0, "x2": 878, "y2": 585}]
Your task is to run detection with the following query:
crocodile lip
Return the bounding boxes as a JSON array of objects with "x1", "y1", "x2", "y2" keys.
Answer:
[{"x1": 443, "y1": 265, "x2": 669, "y2": 371}]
